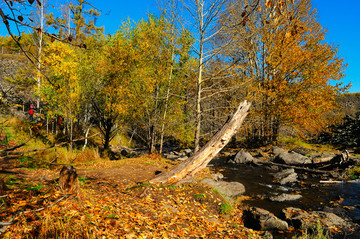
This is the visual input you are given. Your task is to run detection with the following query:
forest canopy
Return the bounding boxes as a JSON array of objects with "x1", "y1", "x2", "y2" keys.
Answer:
[{"x1": 0, "y1": 0, "x2": 348, "y2": 151}]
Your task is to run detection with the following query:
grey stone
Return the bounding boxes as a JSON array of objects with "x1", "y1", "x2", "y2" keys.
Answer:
[
  {"x1": 270, "y1": 193, "x2": 302, "y2": 202},
  {"x1": 243, "y1": 207, "x2": 289, "y2": 231},
  {"x1": 174, "y1": 151, "x2": 185, "y2": 156},
  {"x1": 273, "y1": 169, "x2": 298, "y2": 185},
  {"x1": 279, "y1": 173, "x2": 298, "y2": 185},
  {"x1": 165, "y1": 154, "x2": 179, "y2": 160},
  {"x1": 275, "y1": 151, "x2": 312, "y2": 165},
  {"x1": 201, "y1": 178, "x2": 245, "y2": 197},
  {"x1": 291, "y1": 147, "x2": 314, "y2": 156},
  {"x1": 228, "y1": 149, "x2": 257, "y2": 164},
  {"x1": 272, "y1": 147, "x2": 286, "y2": 156},
  {"x1": 273, "y1": 169, "x2": 295, "y2": 179},
  {"x1": 176, "y1": 156, "x2": 188, "y2": 161},
  {"x1": 282, "y1": 207, "x2": 357, "y2": 232},
  {"x1": 212, "y1": 173, "x2": 224, "y2": 181},
  {"x1": 184, "y1": 149, "x2": 192, "y2": 156}
]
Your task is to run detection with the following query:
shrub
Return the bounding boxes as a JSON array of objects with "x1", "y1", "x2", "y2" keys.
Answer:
[{"x1": 220, "y1": 202, "x2": 233, "y2": 215}]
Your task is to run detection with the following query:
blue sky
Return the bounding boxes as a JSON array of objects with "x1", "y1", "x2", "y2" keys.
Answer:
[
  {"x1": 312, "y1": 0, "x2": 360, "y2": 93},
  {"x1": 94, "y1": 0, "x2": 360, "y2": 93},
  {"x1": 1, "y1": 0, "x2": 359, "y2": 93}
]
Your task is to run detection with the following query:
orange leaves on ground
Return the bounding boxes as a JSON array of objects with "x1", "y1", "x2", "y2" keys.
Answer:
[{"x1": 2, "y1": 163, "x2": 263, "y2": 238}]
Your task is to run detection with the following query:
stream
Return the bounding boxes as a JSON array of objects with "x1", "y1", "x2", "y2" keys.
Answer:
[{"x1": 213, "y1": 164, "x2": 360, "y2": 235}]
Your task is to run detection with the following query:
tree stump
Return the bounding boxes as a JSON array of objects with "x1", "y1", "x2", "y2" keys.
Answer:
[{"x1": 59, "y1": 165, "x2": 79, "y2": 194}]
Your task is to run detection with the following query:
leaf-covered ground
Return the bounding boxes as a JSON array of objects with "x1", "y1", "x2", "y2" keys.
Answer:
[{"x1": 1, "y1": 157, "x2": 263, "y2": 238}]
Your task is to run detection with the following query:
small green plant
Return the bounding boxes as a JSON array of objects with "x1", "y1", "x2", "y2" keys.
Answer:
[
  {"x1": 18, "y1": 157, "x2": 37, "y2": 169},
  {"x1": 26, "y1": 184, "x2": 43, "y2": 191},
  {"x1": 166, "y1": 184, "x2": 177, "y2": 190},
  {"x1": 346, "y1": 166, "x2": 360, "y2": 179},
  {"x1": 231, "y1": 222, "x2": 239, "y2": 228},
  {"x1": 293, "y1": 221, "x2": 330, "y2": 239},
  {"x1": 0, "y1": 130, "x2": 10, "y2": 144},
  {"x1": 211, "y1": 188, "x2": 221, "y2": 195},
  {"x1": 220, "y1": 202, "x2": 233, "y2": 215},
  {"x1": 193, "y1": 193, "x2": 206, "y2": 202},
  {"x1": 106, "y1": 214, "x2": 118, "y2": 219},
  {"x1": 6, "y1": 175, "x2": 21, "y2": 187},
  {"x1": 0, "y1": 198, "x2": 5, "y2": 207},
  {"x1": 128, "y1": 182, "x2": 152, "y2": 190},
  {"x1": 194, "y1": 193, "x2": 205, "y2": 199},
  {"x1": 18, "y1": 157, "x2": 29, "y2": 167},
  {"x1": 78, "y1": 176, "x2": 89, "y2": 184}
]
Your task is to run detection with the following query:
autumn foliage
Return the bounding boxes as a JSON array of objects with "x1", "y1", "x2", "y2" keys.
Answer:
[
  {"x1": 0, "y1": 0, "x2": 353, "y2": 237},
  {"x1": 219, "y1": 0, "x2": 347, "y2": 145}
]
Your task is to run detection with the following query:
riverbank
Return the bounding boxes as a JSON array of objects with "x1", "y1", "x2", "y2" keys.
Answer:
[{"x1": 206, "y1": 145, "x2": 360, "y2": 239}]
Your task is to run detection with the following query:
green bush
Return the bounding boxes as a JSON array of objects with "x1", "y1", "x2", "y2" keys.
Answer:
[{"x1": 220, "y1": 202, "x2": 233, "y2": 215}]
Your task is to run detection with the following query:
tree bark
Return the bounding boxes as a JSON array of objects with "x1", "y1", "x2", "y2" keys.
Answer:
[
  {"x1": 149, "y1": 100, "x2": 251, "y2": 185},
  {"x1": 194, "y1": 1, "x2": 205, "y2": 153}
]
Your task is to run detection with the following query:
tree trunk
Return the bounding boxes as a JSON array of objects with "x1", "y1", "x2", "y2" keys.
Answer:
[
  {"x1": 103, "y1": 119, "x2": 113, "y2": 151},
  {"x1": 149, "y1": 125, "x2": 156, "y2": 153},
  {"x1": 194, "y1": 0, "x2": 205, "y2": 153},
  {"x1": 36, "y1": 0, "x2": 44, "y2": 110},
  {"x1": 82, "y1": 125, "x2": 90, "y2": 151},
  {"x1": 150, "y1": 100, "x2": 251, "y2": 185}
]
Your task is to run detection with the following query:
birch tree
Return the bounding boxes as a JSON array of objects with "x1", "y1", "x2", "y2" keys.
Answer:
[{"x1": 167, "y1": 0, "x2": 229, "y2": 152}]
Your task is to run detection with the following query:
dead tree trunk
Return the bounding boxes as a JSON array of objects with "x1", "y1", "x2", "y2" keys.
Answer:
[{"x1": 150, "y1": 100, "x2": 251, "y2": 185}]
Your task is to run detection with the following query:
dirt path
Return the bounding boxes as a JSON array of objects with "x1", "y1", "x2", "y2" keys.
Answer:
[{"x1": 77, "y1": 161, "x2": 166, "y2": 186}]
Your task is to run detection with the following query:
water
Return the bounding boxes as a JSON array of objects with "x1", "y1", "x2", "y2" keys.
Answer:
[{"x1": 214, "y1": 164, "x2": 360, "y2": 223}]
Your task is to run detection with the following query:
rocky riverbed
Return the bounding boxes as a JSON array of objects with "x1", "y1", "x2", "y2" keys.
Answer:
[
  {"x1": 218, "y1": 147, "x2": 360, "y2": 238},
  {"x1": 163, "y1": 146, "x2": 360, "y2": 238}
]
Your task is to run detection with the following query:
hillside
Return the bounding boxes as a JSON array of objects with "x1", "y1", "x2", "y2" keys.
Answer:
[
  {"x1": 337, "y1": 92, "x2": 360, "y2": 115},
  {"x1": 0, "y1": 54, "x2": 32, "y2": 109}
]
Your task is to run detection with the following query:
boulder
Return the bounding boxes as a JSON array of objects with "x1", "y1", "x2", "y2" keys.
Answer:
[
  {"x1": 273, "y1": 169, "x2": 298, "y2": 185},
  {"x1": 176, "y1": 156, "x2": 188, "y2": 161},
  {"x1": 228, "y1": 149, "x2": 257, "y2": 164},
  {"x1": 201, "y1": 178, "x2": 245, "y2": 197},
  {"x1": 291, "y1": 147, "x2": 314, "y2": 156},
  {"x1": 273, "y1": 169, "x2": 295, "y2": 178},
  {"x1": 164, "y1": 154, "x2": 180, "y2": 160},
  {"x1": 272, "y1": 147, "x2": 286, "y2": 156},
  {"x1": 282, "y1": 207, "x2": 357, "y2": 232},
  {"x1": 174, "y1": 151, "x2": 186, "y2": 157},
  {"x1": 243, "y1": 207, "x2": 289, "y2": 231},
  {"x1": 212, "y1": 173, "x2": 224, "y2": 181},
  {"x1": 311, "y1": 154, "x2": 336, "y2": 164},
  {"x1": 184, "y1": 148, "x2": 192, "y2": 156},
  {"x1": 279, "y1": 173, "x2": 298, "y2": 185},
  {"x1": 274, "y1": 151, "x2": 312, "y2": 165},
  {"x1": 269, "y1": 193, "x2": 302, "y2": 202}
]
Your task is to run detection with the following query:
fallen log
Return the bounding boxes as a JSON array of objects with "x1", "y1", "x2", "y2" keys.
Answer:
[
  {"x1": 320, "y1": 180, "x2": 343, "y2": 184},
  {"x1": 149, "y1": 100, "x2": 251, "y2": 185},
  {"x1": 1, "y1": 136, "x2": 33, "y2": 153}
]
